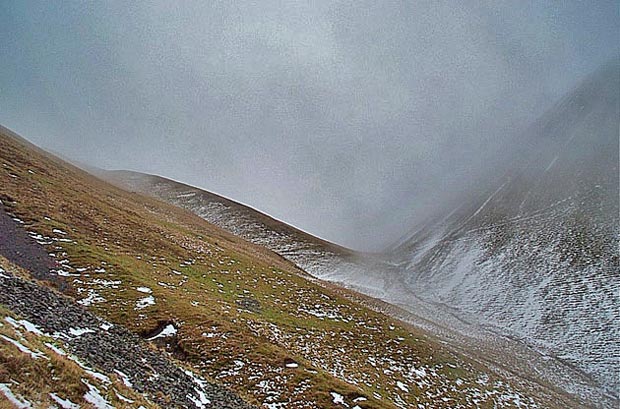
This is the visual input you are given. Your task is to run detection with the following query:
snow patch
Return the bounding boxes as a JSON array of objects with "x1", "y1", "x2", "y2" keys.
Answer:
[
  {"x1": 83, "y1": 380, "x2": 114, "y2": 408},
  {"x1": 396, "y1": 381, "x2": 409, "y2": 392},
  {"x1": 78, "y1": 290, "x2": 106, "y2": 306},
  {"x1": 100, "y1": 323, "x2": 113, "y2": 331},
  {"x1": 49, "y1": 393, "x2": 79, "y2": 409},
  {"x1": 55, "y1": 270, "x2": 80, "y2": 277},
  {"x1": 147, "y1": 324, "x2": 177, "y2": 340},
  {"x1": 330, "y1": 391, "x2": 346, "y2": 405},
  {"x1": 0, "y1": 384, "x2": 31, "y2": 408},
  {"x1": 0, "y1": 335, "x2": 46, "y2": 359},
  {"x1": 135, "y1": 295, "x2": 155, "y2": 310},
  {"x1": 114, "y1": 370, "x2": 133, "y2": 388},
  {"x1": 69, "y1": 327, "x2": 95, "y2": 337},
  {"x1": 183, "y1": 370, "x2": 212, "y2": 408},
  {"x1": 44, "y1": 342, "x2": 67, "y2": 356},
  {"x1": 115, "y1": 390, "x2": 134, "y2": 403},
  {"x1": 5, "y1": 317, "x2": 43, "y2": 335}
]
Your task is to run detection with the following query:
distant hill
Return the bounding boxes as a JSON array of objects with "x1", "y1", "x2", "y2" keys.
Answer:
[
  {"x1": 103, "y1": 169, "x2": 399, "y2": 294},
  {"x1": 103, "y1": 77, "x2": 619, "y2": 407},
  {"x1": 387, "y1": 59, "x2": 620, "y2": 400}
]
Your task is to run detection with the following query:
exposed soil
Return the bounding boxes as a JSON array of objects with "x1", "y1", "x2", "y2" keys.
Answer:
[{"x1": 0, "y1": 204, "x2": 56, "y2": 281}]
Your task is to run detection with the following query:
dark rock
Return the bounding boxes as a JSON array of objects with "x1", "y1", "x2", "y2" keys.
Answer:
[{"x1": 0, "y1": 271, "x2": 256, "y2": 409}]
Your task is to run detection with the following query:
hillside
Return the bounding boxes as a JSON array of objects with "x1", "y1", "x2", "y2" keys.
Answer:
[
  {"x1": 102, "y1": 153, "x2": 611, "y2": 406},
  {"x1": 103, "y1": 61, "x2": 620, "y2": 409},
  {"x1": 103, "y1": 170, "x2": 394, "y2": 295},
  {"x1": 387, "y1": 60, "x2": 619, "y2": 405},
  {"x1": 0, "y1": 127, "x2": 582, "y2": 407}
]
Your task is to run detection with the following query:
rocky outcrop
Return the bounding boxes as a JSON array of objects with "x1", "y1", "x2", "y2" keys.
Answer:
[{"x1": 0, "y1": 268, "x2": 255, "y2": 409}]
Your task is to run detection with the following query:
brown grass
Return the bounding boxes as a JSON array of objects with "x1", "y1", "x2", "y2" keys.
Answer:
[{"x1": 0, "y1": 128, "x2": 575, "y2": 408}]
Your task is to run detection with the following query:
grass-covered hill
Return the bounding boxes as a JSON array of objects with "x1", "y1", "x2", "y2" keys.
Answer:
[
  {"x1": 102, "y1": 169, "x2": 391, "y2": 295},
  {"x1": 0, "y1": 126, "x2": 579, "y2": 408}
]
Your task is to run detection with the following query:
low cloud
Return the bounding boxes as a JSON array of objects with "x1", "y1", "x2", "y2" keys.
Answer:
[{"x1": 1, "y1": 1, "x2": 618, "y2": 250}]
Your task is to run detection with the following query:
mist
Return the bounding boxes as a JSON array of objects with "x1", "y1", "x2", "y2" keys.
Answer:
[{"x1": 1, "y1": 1, "x2": 618, "y2": 251}]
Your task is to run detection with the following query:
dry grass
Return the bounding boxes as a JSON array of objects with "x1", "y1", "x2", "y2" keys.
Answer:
[
  {"x1": 0, "y1": 302, "x2": 153, "y2": 408},
  {"x1": 0, "y1": 129, "x2": 570, "y2": 408}
]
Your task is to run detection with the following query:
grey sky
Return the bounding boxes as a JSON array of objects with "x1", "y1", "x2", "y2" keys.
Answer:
[{"x1": 1, "y1": 1, "x2": 618, "y2": 250}]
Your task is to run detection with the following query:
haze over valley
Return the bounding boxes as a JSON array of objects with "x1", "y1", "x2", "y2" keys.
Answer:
[{"x1": 1, "y1": 2, "x2": 618, "y2": 408}]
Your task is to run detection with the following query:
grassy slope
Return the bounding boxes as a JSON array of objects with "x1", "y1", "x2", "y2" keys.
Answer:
[
  {"x1": 103, "y1": 170, "x2": 358, "y2": 259},
  {"x1": 0, "y1": 128, "x2": 567, "y2": 408}
]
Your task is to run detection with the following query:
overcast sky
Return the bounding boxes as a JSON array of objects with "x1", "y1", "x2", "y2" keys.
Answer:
[{"x1": 1, "y1": 1, "x2": 618, "y2": 250}]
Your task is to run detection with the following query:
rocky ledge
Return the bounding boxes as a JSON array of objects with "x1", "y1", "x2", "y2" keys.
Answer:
[{"x1": 0, "y1": 267, "x2": 256, "y2": 409}]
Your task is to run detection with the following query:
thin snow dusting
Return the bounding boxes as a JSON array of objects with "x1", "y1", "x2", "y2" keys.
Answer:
[{"x1": 177, "y1": 192, "x2": 197, "y2": 198}]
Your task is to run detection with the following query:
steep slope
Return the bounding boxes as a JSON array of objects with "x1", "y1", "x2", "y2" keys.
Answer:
[
  {"x1": 104, "y1": 170, "x2": 392, "y2": 295},
  {"x1": 102, "y1": 147, "x2": 612, "y2": 406},
  {"x1": 0, "y1": 128, "x2": 574, "y2": 407},
  {"x1": 0, "y1": 259, "x2": 249, "y2": 409},
  {"x1": 388, "y1": 60, "x2": 619, "y2": 403}
]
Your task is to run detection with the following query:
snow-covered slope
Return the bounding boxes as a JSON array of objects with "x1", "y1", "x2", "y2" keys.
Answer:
[
  {"x1": 103, "y1": 61, "x2": 619, "y2": 407},
  {"x1": 388, "y1": 60, "x2": 619, "y2": 400},
  {"x1": 104, "y1": 170, "x2": 392, "y2": 294},
  {"x1": 104, "y1": 156, "x2": 614, "y2": 407}
]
